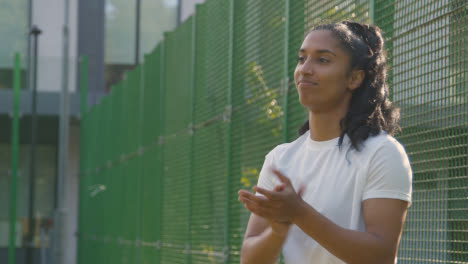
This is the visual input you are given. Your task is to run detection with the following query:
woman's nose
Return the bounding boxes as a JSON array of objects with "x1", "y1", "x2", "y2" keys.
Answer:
[{"x1": 299, "y1": 60, "x2": 314, "y2": 75}]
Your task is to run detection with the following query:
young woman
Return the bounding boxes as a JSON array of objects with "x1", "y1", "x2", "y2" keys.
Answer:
[{"x1": 238, "y1": 21, "x2": 413, "y2": 264}]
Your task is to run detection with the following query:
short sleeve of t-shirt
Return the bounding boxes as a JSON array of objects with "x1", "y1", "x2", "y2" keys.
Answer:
[
  {"x1": 362, "y1": 138, "x2": 413, "y2": 205},
  {"x1": 255, "y1": 148, "x2": 282, "y2": 196}
]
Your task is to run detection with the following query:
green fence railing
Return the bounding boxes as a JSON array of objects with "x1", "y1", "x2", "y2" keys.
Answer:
[
  {"x1": 8, "y1": 53, "x2": 21, "y2": 264},
  {"x1": 78, "y1": 0, "x2": 468, "y2": 263}
]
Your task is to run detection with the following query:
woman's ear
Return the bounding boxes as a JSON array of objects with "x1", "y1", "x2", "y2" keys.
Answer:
[{"x1": 348, "y1": 69, "x2": 365, "y2": 91}]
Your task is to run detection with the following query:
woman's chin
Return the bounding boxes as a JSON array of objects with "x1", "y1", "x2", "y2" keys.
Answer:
[{"x1": 298, "y1": 97, "x2": 320, "y2": 110}]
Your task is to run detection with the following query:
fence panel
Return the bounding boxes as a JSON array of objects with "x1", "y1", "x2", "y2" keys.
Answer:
[
  {"x1": 140, "y1": 46, "x2": 163, "y2": 264},
  {"x1": 191, "y1": 1, "x2": 231, "y2": 263},
  {"x1": 375, "y1": 0, "x2": 468, "y2": 262},
  {"x1": 160, "y1": 17, "x2": 194, "y2": 264},
  {"x1": 229, "y1": 1, "x2": 288, "y2": 263}
]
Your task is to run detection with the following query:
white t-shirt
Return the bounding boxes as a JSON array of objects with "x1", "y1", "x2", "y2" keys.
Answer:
[{"x1": 255, "y1": 130, "x2": 412, "y2": 264}]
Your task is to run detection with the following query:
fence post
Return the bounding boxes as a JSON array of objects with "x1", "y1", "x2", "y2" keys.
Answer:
[
  {"x1": 223, "y1": 0, "x2": 235, "y2": 263},
  {"x1": 156, "y1": 35, "x2": 168, "y2": 264},
  {"x1": 186, "y1": 15, "x2": 197, "y2": 264},
  {"x1": 136, "y1": 61, "x2": 145, "y2": 264},
  {"x1": 9, "y1": 53, "x2": 21, "y2": 264},
  {"x1": 280, "y1": 1, "x2": 291, "y2": 262},
  {"x1": 368, "y1": 0, "x2": 375, "y2": 24},
  {"x1": 282, "y1": 0, "x2": 290, "y2": 144},
  {"x1": 80, "y1": 56, "x2": 88, "y2": 117}
]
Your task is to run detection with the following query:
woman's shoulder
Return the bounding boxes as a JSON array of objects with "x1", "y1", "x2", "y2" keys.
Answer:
[
  {"x1": 362, "y1": 131, "x2": 406, "y2": 152},
  {"x1": 357, "y1": 131, "x2": 410, "y2": 164}
]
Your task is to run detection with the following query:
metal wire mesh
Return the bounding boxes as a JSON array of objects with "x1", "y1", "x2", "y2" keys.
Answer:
[
  {"x1": 159, "y1": 17, "x2": 194, "y2": 264},
  {"x1": 375, "y1": 0, "x2": 468, "y2": 262},
  {"x1": 191, "y1": 1, "x2": 230, "y2": 263},
  {"x1": 78, "y1": 0, "x2": 468, "y2": 263}
]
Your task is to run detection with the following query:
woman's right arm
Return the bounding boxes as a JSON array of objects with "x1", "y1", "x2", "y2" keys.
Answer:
[{"x1": 240, "y1": 213, "x2": 288, "y2": 264}]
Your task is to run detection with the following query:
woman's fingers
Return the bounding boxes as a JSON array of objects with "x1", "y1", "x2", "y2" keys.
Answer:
[
  {"x1": 272, "y1": 169, "x2": 292, "y2": 186},
  {"x1": 238, "y1": 189, "x2": 286, "y2": 221},
  {"x1": 274, "y1": 184, "x2": 285, "y2": 192},
  {"x1": 297, "y1": 184, "x2": 306, "y2": 197},
  {"x1": 271, "y1": 170, "x2": 305, "y2": 197},
  {"x1": 241, "y1": 197, "x2": 269, "y2": 218},
  {"x1": 252, "y1": 186, "x2": 277, "y2": 199},
  {"x1": 238, "y1": 190, "x2": 271, "y2": 207}
]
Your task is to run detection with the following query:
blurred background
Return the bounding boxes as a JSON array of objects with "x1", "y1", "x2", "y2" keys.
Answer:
[{"x1": 2, "y1": 0, "x2": 467, "y2": 264}]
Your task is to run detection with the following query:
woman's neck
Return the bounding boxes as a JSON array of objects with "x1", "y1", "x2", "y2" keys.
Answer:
[{"x1": 308, "y1": 105, "x2": 348, "y2": 142}]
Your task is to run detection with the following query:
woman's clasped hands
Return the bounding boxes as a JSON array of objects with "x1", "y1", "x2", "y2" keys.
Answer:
[{"x1": 238, "y1": 169, "x2": 306, "y2": 236}]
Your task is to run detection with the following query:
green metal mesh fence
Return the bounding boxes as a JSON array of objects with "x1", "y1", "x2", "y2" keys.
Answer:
[
  {"x1": 78, "y1": 0, "x2": 468, "y2": 263},
  {"x1": 375, "y1": 0, "x2": 468, "y2": 263}
]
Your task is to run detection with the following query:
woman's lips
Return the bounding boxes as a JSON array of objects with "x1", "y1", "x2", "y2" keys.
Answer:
[{"x1": 298, "y1": 81, "x2": 318, "y2": 86}]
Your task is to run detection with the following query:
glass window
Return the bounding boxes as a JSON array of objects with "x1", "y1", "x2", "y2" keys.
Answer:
[
  {"x1": 104, "y1": 0, "x2": 178, "y2": 91},
  {"x1": 105, "y1": 0, "x2": 136, "y2": 65},
  {"x1": 0, "y1": 0, "x2": 28, "y2": 89},
  {"x1": 140, "y1": 0, "x2": 178, "y2": 61}
]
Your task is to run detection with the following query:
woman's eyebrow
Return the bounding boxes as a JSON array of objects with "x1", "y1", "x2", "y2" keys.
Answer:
[{"x1": 299, "y1": 48, "x2": 337, "y2": 57}]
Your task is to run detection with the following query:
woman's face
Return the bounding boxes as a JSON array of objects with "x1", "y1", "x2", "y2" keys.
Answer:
[{"x1": 294, "y1": 30, "x2": 357, "y2": 113}]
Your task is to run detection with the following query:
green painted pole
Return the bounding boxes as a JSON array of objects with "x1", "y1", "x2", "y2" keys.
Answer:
[
  {"x1": 368, "y1": 0, "x2": 375, "y2": 24},
  {"x1": 280, "y1": 1, "x2": 291, "y2": 263},
  {"x1": 135, "y1": 58, "x2": 146, "y2": 264},
  {"x1": 80, "y1": 56, "x2": 88, "y2": 116},
  {"x1": 186, "y1": 15, "x2": 197, "y2": 264},
  {"x1": 282, "y1": 0, "x2": 290, "y2": 144},
  {"x1": 223, "y1": 1, "x2": 235, "y2": 263},
  {"x1": 9, "y1": 53, "x2": 21, "y2": 264},
  {"x1": 156, "y1": 36, "x2": 167, "y2": 264}
]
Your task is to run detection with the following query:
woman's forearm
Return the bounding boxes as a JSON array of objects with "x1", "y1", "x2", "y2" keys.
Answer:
[
  {"x1": 241, "y1": 227, "x2": 286, "y2": 264},
  {"x1": 293, "y1": 201, "x2": 395, "y2": 264}
]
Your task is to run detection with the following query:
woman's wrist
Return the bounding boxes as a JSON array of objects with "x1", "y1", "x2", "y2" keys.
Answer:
[
  {"x1": 292, "y1": 198, "x2": 310, "y2": 224},
  {"x1": 268, "y1": 226, "x2": 289, "y2": 240}
]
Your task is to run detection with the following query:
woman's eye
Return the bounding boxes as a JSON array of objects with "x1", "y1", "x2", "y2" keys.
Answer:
[
  {"x1": 297, "y1": 56, "x2": 305, "y2": 63},
  {"x1": 319, "y1": 58, "x2": 329, "y2": 63}
]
